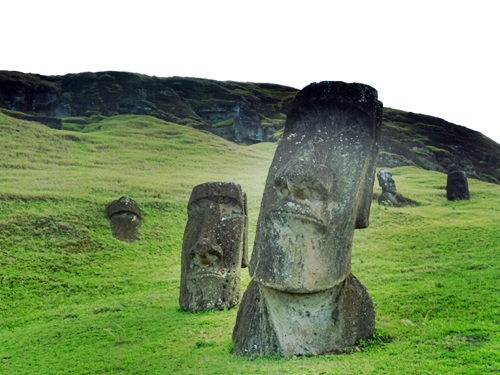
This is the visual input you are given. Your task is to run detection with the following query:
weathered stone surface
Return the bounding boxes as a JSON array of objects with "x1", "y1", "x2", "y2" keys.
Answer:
[
  {"x1": 106, "y1": 196, "x2": 141, "y2": 217},
  {"x1": 233, "y1": 274, "x2": 374, "y2": 357},
  {"x1": 376, "y1": 170, "x2": 419, "y2": 207},
  {"x1": 179, "y1": 182, "x2": 248, "y2": 312},
  {"x1": 106, "y1": 196, "x2": 141, "y2": 242},
  {"x1": 232, "y1": 81, "x2": 381, "y2": 357},
  {"x1": 377, "y1": 170, "x2": 398, "y2": 206},
  {"x1": 0, "y1": 71, "x2": 295, "y2": 143},
  {"x1": 446, "y1": 169, "x2": 470, "y2": 200}
]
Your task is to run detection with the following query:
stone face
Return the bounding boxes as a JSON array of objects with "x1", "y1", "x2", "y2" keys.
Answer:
[
  {"x1": 106, "y1": 196, "x2": 141, "y2": 242},
  {"x1": 377, "y1": 170, "x2": 399, "y2": 206},
  {"x1": 232, "y1": 81, "x2": 382, "y2": 358},
  {"x1": 179, "y1": 182, "x2": 248, "y2": 312},
  {"x1": 446, "y1": 169, "x2": 470, "y2": 200}
]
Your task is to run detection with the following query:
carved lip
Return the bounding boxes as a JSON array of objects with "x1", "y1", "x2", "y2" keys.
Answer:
[
  {"x1": 188, "y1": 270, "x2": 226, "y2": 279},
  {"x1": 267, "y1": 201, "x2": 327, "y2": 228}
]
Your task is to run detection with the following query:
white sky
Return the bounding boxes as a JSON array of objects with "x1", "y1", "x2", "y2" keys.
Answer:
[{"x1": 2, "y1": 0, "x2": 499, "y2": 143}]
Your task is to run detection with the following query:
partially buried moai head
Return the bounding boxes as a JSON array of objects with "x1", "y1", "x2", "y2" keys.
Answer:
[
  {"x1": 179, "y1": 182, "x2": 248, "y2": 312},
  {"x1": 106, "y1": 196, "x2": 141, "y2": 242},
  {"x1": 249, "y1": 81, "x2": 382, "y2": 293}
]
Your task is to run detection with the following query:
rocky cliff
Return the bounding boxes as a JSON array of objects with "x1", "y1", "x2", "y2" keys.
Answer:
[
  {"x1": 0, "y1": 71, "x2": 295, "y2": 144},
  {"x1": 1, "y1": 70, "x2": 499, "y2": 183},
  {"x1": 379, "y1": 108, "x2": 499, "y2": 183}
]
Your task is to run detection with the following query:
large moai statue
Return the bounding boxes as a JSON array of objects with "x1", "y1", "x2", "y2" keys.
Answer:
[
  {"x1": 106, "y1": 196, "x2": 141, "y2": 242},
  {"x1": 446, "y1": 168, "x2": 470, "y2": 201},
  {"x1": 179, "y1": 182, "x2": 248, "y2": 312},
  {"x1": 232, "y1": 81, "x2": 382, "y2": 358},
  {"x1": 377, "y1": 170, "x2": 398, "y2": 206}
]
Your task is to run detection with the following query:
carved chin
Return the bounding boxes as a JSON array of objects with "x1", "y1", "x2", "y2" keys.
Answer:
[
  {"x1": 185, "y1": 272, "x2": 240, "y2": 311},
  {"x1": 265, "y1": 214, "x2": 327, "y2": 250},
  {"x1": 253, "y1": 216, "x2": 340, "y2": 293}
]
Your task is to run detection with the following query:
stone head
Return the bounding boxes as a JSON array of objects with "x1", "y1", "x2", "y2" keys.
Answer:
[
  {"x1": 446, "y1": 169, "x2": 469, "y2": 201},
  {"x1": 106, "y1": 196, "x2": 141, "y2": 242},
  {"x1": 249, "y1": 81, "x2": 382, "y2": 293},
  {"x1": 377, "y1": 170, "x2": 397, "y2": 194},
  {"x1": 180, "y1": 181, "x2": 248, "y2": 311}
]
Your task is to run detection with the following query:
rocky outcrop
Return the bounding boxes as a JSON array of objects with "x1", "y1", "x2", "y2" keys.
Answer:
[
  {"x1": 1, "y1": 71, "x2": 499, "y2": 183},
  {"x1": 379, "y1": 108, "x2": 499, "y2": 183},
  {"x1": 0, "y1": 110, "x2": 62, "y2": 129},
  {"x1": 0, "y1": 71, "x2": 296, "y2": 144}
]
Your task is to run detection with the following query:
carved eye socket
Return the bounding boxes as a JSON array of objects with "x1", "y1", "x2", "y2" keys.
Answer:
[
  {"x1": 188, "y1": 199, "x2": 217, "y2": 217},
  {"x1": 307, "y1": 180, "x2": 328, "y2": 201},
  {"x1": 274, "y1": 177, "x2": 291, "y2": 198},
  {"x1": 220, "y1": 203, "x2": 243, "y2": 217},
  {"x1": 274, "y1": 163, "x2": 334, "y2": 203},
  {"x1": 198, "y1": 254, "x2": 210, "y2": 265}
]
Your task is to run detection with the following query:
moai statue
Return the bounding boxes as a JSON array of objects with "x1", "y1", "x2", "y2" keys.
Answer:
[
  {"x1": 232, "y1": 81, "x2": 382, "y2": 358},
  {"x1": 377, "y1": 170, "x2": 398, "y2": 206},
  {"x1": 106, "y1": 196, "x2": 141, "y2": 242},
  {"x1": 179, "y1": 182, "x2": 248, "y2": 312},
  {"x1": 446, "y1": 169, "x2": 469, "y2": 200}
]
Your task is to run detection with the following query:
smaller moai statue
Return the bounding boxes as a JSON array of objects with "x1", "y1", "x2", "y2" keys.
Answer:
[
  {"x1": 377, "y1": 170, "x2": 398, "y2": 206},
  {"x1": 377, "y1": 170, "x2": 418, "y2": 207},
  {"x1": 446, "y1": 169, "x2": 469, "y2": 201},
  {"x1": 179, "y1": 182, "x2": 248, "y2": 312},
  {"x1": 106, "y1": 196, "x2": 141, "y2": 242}
]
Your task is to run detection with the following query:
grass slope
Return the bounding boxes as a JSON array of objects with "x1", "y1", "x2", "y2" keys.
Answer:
[{"x1": 0, "y1": 113, "x2": 499, "y2": 374}]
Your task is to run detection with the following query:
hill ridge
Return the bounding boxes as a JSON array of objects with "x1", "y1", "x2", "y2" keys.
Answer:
[{"x1": 1, "y1": 70, "x2": 499, "y2": 183}]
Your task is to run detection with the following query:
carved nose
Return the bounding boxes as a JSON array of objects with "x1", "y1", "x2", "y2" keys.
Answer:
[
  {"x1": 275, "y1": 175, "x2": 308, "y2": 200},
  {"x1": 192, "y1": 234, "x2": 223, "y2": 266}
]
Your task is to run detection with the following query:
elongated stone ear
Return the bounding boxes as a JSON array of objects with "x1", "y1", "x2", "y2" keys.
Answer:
[
  {"x1": 356, "y1": 101, "x2": 382, "y2": 229},
  {"x1": 355, "y1": 170, "x2": 375, "y2": 229},
  {"x1": 241, "y1": 192, "x2": 249, "y2": 268}
]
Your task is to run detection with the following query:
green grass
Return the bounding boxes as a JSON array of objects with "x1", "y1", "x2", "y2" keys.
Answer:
[
  {"x1": 212, "y1": 118, "x2": 234, "y2": 128},
  {"x1": 1, "y1": 113, "x2": 499, "y2": 374}
]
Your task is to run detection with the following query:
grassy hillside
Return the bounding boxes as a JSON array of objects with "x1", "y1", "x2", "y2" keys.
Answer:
[{"x1": 1, "y1": 113, "x2": 498, "y2": 374}]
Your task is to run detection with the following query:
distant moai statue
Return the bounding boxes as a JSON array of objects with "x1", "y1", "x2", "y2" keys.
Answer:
[
  {"x1": 446, "y1": 167, "x2": 470, "y2": 201},
  {"x1": 106, "y1": 196, "x2": 141, "y2": 242},
  {"x1": 179, "y1": 182, "x2": 248, "y2": 312},
  {"x1": 377, "y1": 170, "x2": 398, "y2": 206},
  {"x1": 376, "y1": 170, "x2": 418, "y2": 207},
  {"x1": 232, "y1": 81, "x2": 382, "y2": 358}
]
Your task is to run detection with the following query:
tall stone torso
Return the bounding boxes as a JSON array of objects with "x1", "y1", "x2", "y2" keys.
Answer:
[
  {"x1": 233, "y1": 274, "x2": 374, "y2": 357},
  {"x1": 232, "y1": 81, "x2": 382, "y2": 358}
]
